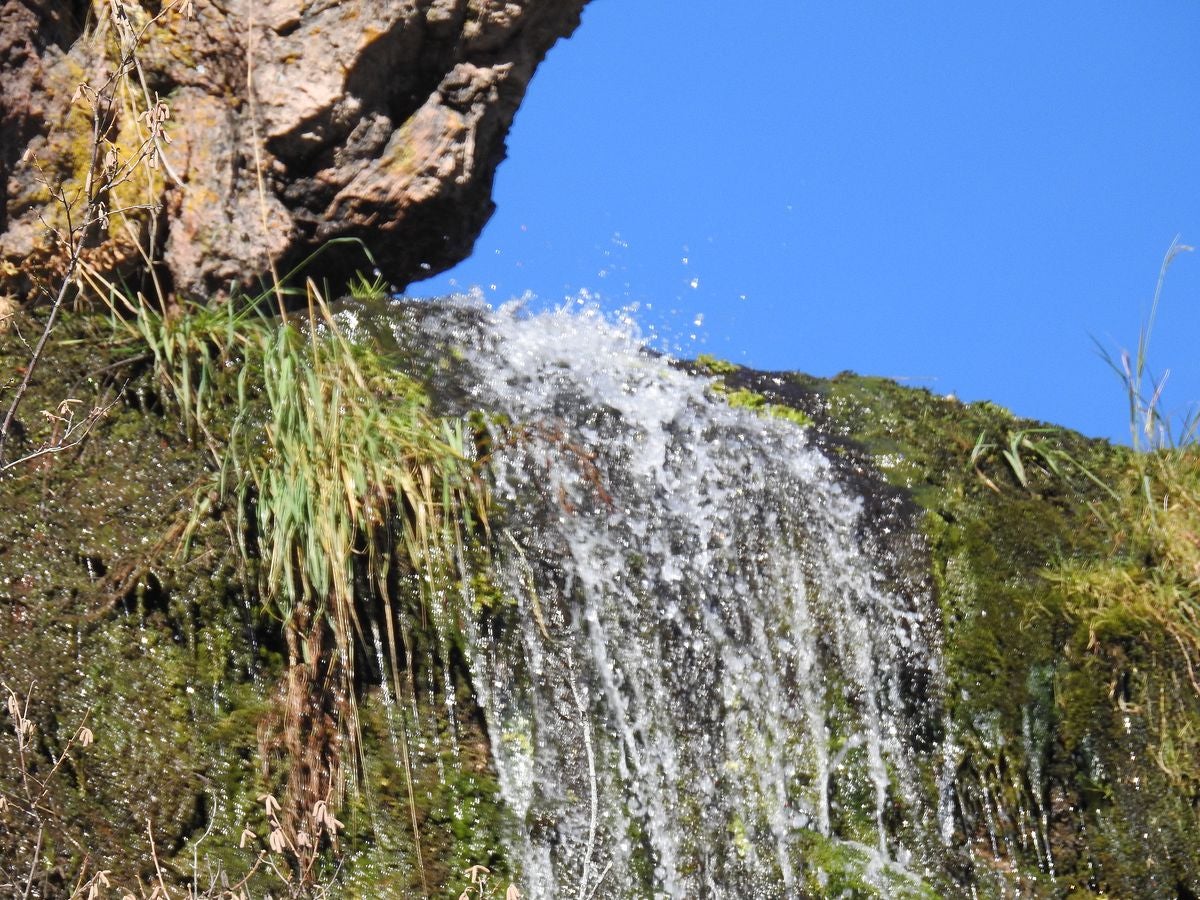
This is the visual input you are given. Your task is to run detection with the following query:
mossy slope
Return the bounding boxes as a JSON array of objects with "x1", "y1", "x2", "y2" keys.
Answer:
[
  {"x1": 0, "y1": 311, "x2": 507, "y2": 897},
  {"x1": 699, "y1": 358, "x2": 1200, "y2": 897},
  {"x1": 3, "y1": 315, "x2": 1198, "y2": 897}
]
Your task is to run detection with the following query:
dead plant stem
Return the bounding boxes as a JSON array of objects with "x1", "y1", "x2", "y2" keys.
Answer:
[
  {"x1": 244, "y1": 6, "x2": 287, "y2": 320},
  {"x1": 0, "y1": 262, "x2": 79, "y2": 465},
  {"x1": 21, "y1": 825, "x2": 41, "y2": 900},
  {"x1": 147, "y1": 818, "x2": 170, "y2": 898}
]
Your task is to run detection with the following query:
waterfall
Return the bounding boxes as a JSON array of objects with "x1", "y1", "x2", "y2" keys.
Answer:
[{"x1": 356, "y1": 297, "x2": 948, "y2": 897}]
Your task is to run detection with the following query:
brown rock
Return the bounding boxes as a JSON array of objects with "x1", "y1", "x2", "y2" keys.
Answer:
[{"x1": 0, "y1": 0, "x2": 590, "y2": 303}]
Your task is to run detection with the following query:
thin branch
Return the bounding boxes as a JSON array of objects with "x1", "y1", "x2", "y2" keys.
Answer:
[
  {"x1": 1, "y1": 389, "x2": 123, "y2": 472},
  {"x1": 147, "y1": 818, "x2": 171, "y2": 898},
  {"x1": 20, "y1": 826, "x2": 41, "y2": 900},
  {"x1": 245, "y1": 7, "x2": 287, "y2": 320},
  {"x1": 0, "y1": 264, "x2": 80, "y2": 465}
]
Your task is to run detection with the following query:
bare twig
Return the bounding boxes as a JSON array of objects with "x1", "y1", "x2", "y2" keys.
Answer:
[
  {"x1": 0, "y1": 263, "x2": 83, "y2": 465},
  {"x1": 21, "y1": 826, "x2": 42, "y2": 900},
  {"x1": 244, "y1": 8, "x2": 287, "y2": 321},
  {"x1": 0, "y1": 388, "x2": 124, "y2": 472},
  {"x1": 0, "y1": 2, "x2": 184, "y2": 468},
  {"x1": 147, "y1": 818, "x2": 171, "y2": 898}
]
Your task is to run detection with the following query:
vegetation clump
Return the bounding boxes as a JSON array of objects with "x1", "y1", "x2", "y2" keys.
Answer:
[
  {"x1": 0, "y1": 286, "x2": 509, "y2": 895},
  {"x1": 1052, "y1": 240, "x2": 1200, "y2": 843},
  {"x1": 131, "y1": 281, "x2": 496, "y2": 886},
  {"x1": 693, "y1": 354, "x2": 813, "y2": 427}
]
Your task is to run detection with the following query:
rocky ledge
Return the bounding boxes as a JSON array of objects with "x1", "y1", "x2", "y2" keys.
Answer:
[{"x1": 1, "y1": 0, "x2": 589, "y2": 301}]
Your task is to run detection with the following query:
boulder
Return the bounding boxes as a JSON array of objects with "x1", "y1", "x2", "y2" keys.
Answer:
[{"x1": 0, "y1": 0, "x2": 589, "y2": 302}]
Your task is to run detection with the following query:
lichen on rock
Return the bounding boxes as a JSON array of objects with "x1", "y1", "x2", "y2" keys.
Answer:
[{"x1": 1, "y1": 0, "x2": 590, "y2": 303}]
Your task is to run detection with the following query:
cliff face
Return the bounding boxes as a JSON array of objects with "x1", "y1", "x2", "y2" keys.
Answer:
[
  {"x1": 1, "y1": 0, "x2": 589, "y2": 301},
  {"x1": 2, "y1": 299, "x2": 1197, "y2": 897},
  {"x1": 4, "y1": 6, "x2": 1199, "y2": 896}
]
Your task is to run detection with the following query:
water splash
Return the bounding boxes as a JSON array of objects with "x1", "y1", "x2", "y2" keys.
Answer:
[{"x1": 374, "y1": 298, "x2": 947, "y2": 897}]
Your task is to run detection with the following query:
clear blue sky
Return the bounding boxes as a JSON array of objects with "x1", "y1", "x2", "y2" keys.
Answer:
[{"x1": 411, "y1": 2, "x2": 1200, "y2": 443}]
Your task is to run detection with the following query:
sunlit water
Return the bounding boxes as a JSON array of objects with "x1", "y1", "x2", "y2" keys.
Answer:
[{"x1": 351, "y1": 297, "x2": 950, "y2": 897}]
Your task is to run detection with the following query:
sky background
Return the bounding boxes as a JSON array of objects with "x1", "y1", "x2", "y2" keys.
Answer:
[{"x1": 412, "y1": 2, "x2": 1200, "y2": 444}]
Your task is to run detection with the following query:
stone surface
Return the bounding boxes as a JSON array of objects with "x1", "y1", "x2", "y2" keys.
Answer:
[
  {"x1": 0, "y1": 0, "x2": 589, "y2": 302},
  {"x1": 0, "y1": 310, "x2": 509, "y2": 894}
]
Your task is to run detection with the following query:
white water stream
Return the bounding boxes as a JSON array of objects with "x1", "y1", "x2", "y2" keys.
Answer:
[{"x1": 366, "y1": 299, "x2": 948, "y2": 897}]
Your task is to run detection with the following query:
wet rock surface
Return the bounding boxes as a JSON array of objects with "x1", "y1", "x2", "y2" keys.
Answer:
[
  {"x1": 2, "y1": 302, "x2": 1198, "y2": 896},
  {"x1": 0, "y1": 312, "x2": 506, "y2": 894}
]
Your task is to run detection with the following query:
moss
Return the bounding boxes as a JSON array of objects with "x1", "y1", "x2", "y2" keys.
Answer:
[
  {"x1": 0, "y1": 314, "x2": 269, "y2": 887},
  {"x1": 694, "y1": 353, "x2": 740, "y2": 376},
  {"x1": 691, "y1": 353, "x2": 813, "y2": 428},
  {"x1": 735, "y1": 367, "x2": 1199, "y2": 895},
  {"x1": 382, "y1": 121, "x2": 424, "y2": 179},
  {"x1": 136, "y1": 10, "x2": 200, "y2": 72},
  {"x1": 723, "y1": 386, "x2": 814, "y2": 427},
  {"x1": 7, "y1": 51, "x2": 98, "y2": 231},
  {"x1": 799, "y1": 830, "x2": 941, "y2": 898},
  {"x1": 330, "y1": 682, "x2": 511, "y2": 895},
  {"x1": 0, "y1": 308, "x2": 507, "y2": 894}
]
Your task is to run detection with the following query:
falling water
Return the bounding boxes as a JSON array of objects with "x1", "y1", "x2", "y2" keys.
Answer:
[{"x1": 357, "y1": 297, "x2": 949, "y2": 897}]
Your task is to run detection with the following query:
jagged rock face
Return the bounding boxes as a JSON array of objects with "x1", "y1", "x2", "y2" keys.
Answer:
[{"x1": 0, "y1": 0, "x2": 588, "y2": 301}]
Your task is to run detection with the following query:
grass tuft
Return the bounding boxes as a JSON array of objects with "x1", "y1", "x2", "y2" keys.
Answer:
[
  {"x1": 119, "y1": 278, "x2": 489, "y2": 889},
  {"x1": 1055, "y1": 237, "x2": 1200, "y2": 789}
]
